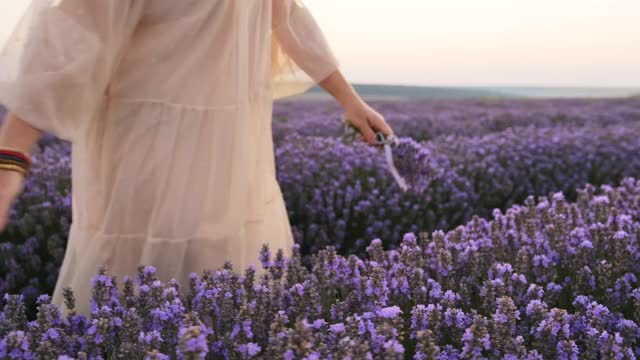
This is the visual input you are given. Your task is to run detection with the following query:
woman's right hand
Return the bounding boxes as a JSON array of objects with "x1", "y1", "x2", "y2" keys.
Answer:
[{"x1": 0, "y1": 169, "x2": 26, "y2": 233}]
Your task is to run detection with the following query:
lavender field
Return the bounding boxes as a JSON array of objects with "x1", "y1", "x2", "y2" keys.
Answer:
[
  {"x1": 273, "y1": 98, "x2": 640, "y2": 259},
  {"x1": 2, "y1": 98, "x2": 640, "y2": 358}
]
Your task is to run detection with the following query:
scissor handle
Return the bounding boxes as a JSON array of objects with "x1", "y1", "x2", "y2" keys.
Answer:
[
  {"x1": 375, "y1": 131, "x2": 399, "y2": 147},
  {"x1": 343, "y1": 115, "x2": 399, "y2": 147}
]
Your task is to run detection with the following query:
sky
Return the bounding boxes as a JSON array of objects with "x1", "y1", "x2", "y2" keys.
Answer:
[{"x1": 0, "y1": 0, "x2": 638, "y2": 87}]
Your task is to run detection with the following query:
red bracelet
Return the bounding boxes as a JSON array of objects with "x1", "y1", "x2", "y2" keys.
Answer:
[{"x1": 0, "y1": 148, "x2": 31, "y2": 166}]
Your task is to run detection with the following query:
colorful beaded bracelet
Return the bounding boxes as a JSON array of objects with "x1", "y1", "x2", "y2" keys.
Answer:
[{"x1": 0, "y1": 147, "x2": 32, "y2": 177}]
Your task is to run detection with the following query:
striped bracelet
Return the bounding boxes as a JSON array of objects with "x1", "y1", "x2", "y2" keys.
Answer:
[{"x1": 0, "y1": 148, "x2": 32, "y2": 177}]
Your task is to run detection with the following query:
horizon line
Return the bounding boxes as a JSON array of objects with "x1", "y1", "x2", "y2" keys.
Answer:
[{"x1": 344, "y1": 83, "x2": 640, "y2": 89}]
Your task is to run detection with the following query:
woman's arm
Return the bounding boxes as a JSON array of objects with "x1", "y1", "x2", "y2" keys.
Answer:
[
  {"x1": 318, "y1": 69, "x2": 394, "y2": 145},
  {"x1": 0, "y1": 112, "x2": 38, "y2": 232},
  {"x1": 317, "y1": 69, "x2": 362, "y2": 112},
  {"x1": 272, "y1": 0, "x2": 393, "y2": 145},
  {"x1": 0, "y1": 111, "x2": 43, "y2": 155}
]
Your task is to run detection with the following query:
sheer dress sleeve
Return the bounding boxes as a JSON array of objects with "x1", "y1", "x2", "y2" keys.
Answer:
[
  {"x1": 271, "y1": 0, "x2": 340, "y2": 100},
  {"x1": 0, "y1": 0, "x2": 146, "y2": 143}
]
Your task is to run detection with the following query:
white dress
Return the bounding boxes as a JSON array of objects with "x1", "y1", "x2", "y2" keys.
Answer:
[{"x1": 0, "y1": 0, "x2": 340, "y2": 317}]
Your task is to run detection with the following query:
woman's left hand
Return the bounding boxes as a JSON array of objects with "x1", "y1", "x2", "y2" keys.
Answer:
[{"x1": 342, "y1": 99, "x2": 394, "y2": 146}]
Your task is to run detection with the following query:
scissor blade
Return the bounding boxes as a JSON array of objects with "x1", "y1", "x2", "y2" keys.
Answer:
[{"x1": 384, "y1": 144, "x2": 409, "y2": 192}]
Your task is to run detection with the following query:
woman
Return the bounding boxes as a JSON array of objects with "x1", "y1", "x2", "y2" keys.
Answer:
[{"x1": 0, "y1": 0, "x2": 393, "y2": 317}]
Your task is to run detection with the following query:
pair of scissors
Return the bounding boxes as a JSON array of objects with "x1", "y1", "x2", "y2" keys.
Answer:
[{"x1": 342, "y1": 115, "x2": 409, "y2": 192}]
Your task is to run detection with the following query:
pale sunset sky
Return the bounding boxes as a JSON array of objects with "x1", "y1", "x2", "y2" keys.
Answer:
[{"x1": 0, "y1": 0, "x2": 638, "y2": 87}]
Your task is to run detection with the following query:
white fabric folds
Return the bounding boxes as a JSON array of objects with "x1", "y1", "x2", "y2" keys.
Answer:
[
  {"x1": 0, "y1": 0, "x2": 340, "y2": 317},
  {"x1": 271, "y1": 0, "x2": 340, "y2": 99},
  {"x1": 0, "y1": 0, "x2": 146, "y2": 143}
]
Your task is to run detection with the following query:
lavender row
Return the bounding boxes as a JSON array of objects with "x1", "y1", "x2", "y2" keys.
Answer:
[
  {"x1": 277, "y1": 124, "x2": 640, "y2": 262},
  {"x1": 272, "y1": 98, "x2": 640, "y2": 143},
  {"x1": 2, "y1": 178, "x2": 640, "y2": 358}
]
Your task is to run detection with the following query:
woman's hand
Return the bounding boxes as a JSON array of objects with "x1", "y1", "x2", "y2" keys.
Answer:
[
  {"x1": 316, "y1": 69, "x2": 394, "y2": 146},
  {"x1": 0, "y1": 169, "x2": 25, "y2": 233},
  {"x1": 343, "y1": 99, "x2": 394, "y2": 146}
]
